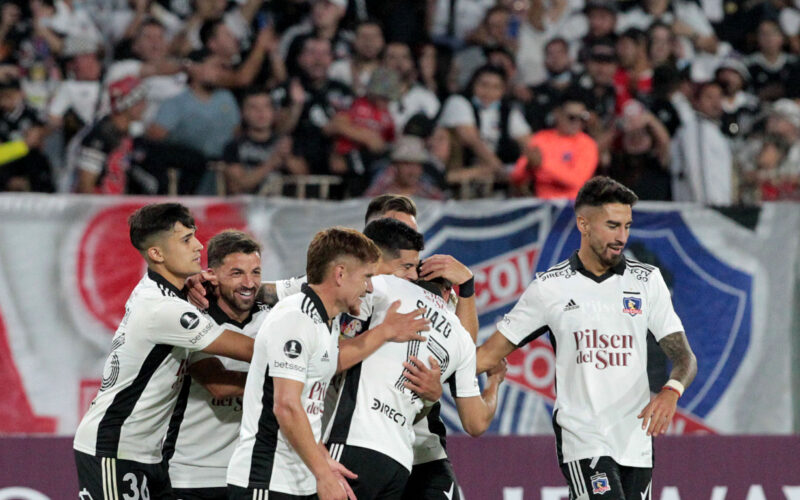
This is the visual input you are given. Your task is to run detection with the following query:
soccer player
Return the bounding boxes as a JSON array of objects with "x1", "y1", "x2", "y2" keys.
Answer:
[
  {"x1": 227, "y1": 227, "x2": 429, "y2": 499},
  {"x1": 166, "y1": 230, "x2": 270, "y2": 499},
  {"x1": 323, "y1": 222, "x2": 507, "y2": 500},
  {"x1": 476, "y1": 176, "x2": 698, "y2": 499},
  {"x1": 73, "y1": 203, "x2": 258, "y2": 499}
]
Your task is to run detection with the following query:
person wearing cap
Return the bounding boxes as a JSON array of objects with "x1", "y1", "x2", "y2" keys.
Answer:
[
  {"x1": 715, "y1": 58, "x2": 759, "y2": 139},
  {"x1": 328, "y1": 19, "x2": 385, "y2": 96},
  {"x1": 576, "y1": 0, "x2": 619, "y2": 64},
  {"x1": 327, "y1": 66, "x2": 399, "y2": 195},
  {"x1": 46, "y1": 35, "x2": 102, "y2": 142},
  {"x1": 382, "y1": 41, "x2": 440, "y2": 131},
  {"x1": 364, "y1": 135, "x2": 445, "y2": 200},
  {"x1": 0, "y1": 78, "x2": 52, "y2": 192},
  {"x1": 575, "y1": 41, "x2": 618, "y2": 130},
  {"x1": 72, "y1": 76, "x2": 147, "y2": 194}
]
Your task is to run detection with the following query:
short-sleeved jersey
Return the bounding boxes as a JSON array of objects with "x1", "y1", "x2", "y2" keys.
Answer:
[
  {"x1": 497, "y1": 252, "x2": 684, "y2": 468},
  {"x1": 73, "y1": 270, "x2": 223, "y2": 464},
  {"x1": 326, "y1": 275, "x2": 480, "y2": 471},
  {"x1": 227, "y1": 284, "x2": 340, "y2": 494},
  {"x1": 276, "y1": 275, "x2": 458, "y2": 466},
  {"x1": 167, "y1": 300, "x2": 271, "y2": 489}
]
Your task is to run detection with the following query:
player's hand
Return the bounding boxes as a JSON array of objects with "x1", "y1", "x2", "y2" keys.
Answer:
[
  {"x1": 403, "y1": 355, "x2": 442, "y2": 401},
  {"x1": 637, "y1": 388, "x2": 679, "y2": 436},
  {"x1": 381, "y1": 301, "x2": 429, "y2": 343},
  {"x1": 185, "y1": 271, "x2": 217, "y2": 310},
  {"x1": 317, "y1": 470, "x2": 351, "y2": 500},
  {"x1": 419, "y1": 255, "x2": 473, "y2": 287},
  {"x1": 486, "y1": 357, "x2": 508, "y2": 383}
]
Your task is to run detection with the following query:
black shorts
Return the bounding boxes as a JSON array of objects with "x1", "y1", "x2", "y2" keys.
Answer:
[
  {"x1": 227, "y1": 485, "x2": 316, "y2": 499},
  {"x1": 402, "y1": 458, "x2": 461, "y2": 500},
  {"x1": 174, "y1": 487, "x2": 227, "y2": 499},
  {"x1": 332, "y1": 443, "x2": 410, "y2": 500},
  {"x1": 560, "y1": 456, "x2": 652, "y2": 500},
  {"x1": 75, "y1": 450, "x2": 175, "y2": 499}
]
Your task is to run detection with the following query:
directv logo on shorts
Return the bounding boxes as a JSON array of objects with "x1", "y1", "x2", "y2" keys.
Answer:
[
  {"x1": 284, "y1": 340, "x2": 302, "y2": 359},
  {"x1": 180, "y1": 312, "x2": 200, "y2": 329}
]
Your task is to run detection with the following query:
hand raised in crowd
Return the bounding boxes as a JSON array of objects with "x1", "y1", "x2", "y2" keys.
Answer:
[
  {"x1": 185, "y1": 270, "x2": 219, "y2": 310},
  {"x1": 380, "y1": 301, "x2": 430, "y2": 343},
  {"x1": 419, "y1": 254, "x2": 473, "y2": 287},
  {"x1": 403, "y1": 355, "x2": 443, "y2": 401},
  {"x1": 254, "y1": 26, "x2": 278, "y2": 53},
  {"x1": 289, "y1": 78, "x2": 307, "y2": 106}
]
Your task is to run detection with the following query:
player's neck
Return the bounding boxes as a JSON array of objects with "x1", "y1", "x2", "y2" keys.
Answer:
[
  {"x1": 215, "y1": 297, "x2": 249, "y2": 323},
  {"x1": 148, "y1": 263, "x2": 187, "y2": 292},
  {"x1": 307, "y1": 283, "x2": 340, "y2": 326},
  {"x1": 577, "y1": 247, "x2": 611, "y2": 276}
]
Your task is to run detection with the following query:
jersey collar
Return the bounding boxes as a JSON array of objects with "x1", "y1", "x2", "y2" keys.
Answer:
[
  {"x1": 147, "y1": 268, "x2": 187, "y2": 300},
  {"x1": 301, "y1": 282, "x2": 331, "y2": 326},
  {"x1": 207, "y1": 299, "x2": 255, "y2": 329},
  {"x1": 568, "y1": 250, "x2": 627, "y2": 284}
]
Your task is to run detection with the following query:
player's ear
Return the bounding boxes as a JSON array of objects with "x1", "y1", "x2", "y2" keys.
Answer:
[
  {"x1": 333, "y1": 263, "x2": 346, "y2": 286},
  {"x1": 146, "y1": 245, "x2": 166, "y2": 264},
  {"x1": 576, "y1": 212, "x2": 589, "y2": 236}
]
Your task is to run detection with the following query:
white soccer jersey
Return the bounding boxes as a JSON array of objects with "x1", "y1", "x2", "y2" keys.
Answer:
[
  {"x1": 73, "y1": 270, "x2": 223, "y2": 463},
  {"x1": 325, "y1": 275, "x2": 480, "y2": 471},
  {"x1": 167, "y1": 301, "x2": 271, "y2": 488},
  {"x1": 227, "y1": 284, "x2": 340, "y2": 494},
  {"x1": 497, "y1": 252, "x2": 684, "y2": 468}
]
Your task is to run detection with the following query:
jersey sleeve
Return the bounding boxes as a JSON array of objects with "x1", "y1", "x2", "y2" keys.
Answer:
[
  {"x1": 496, "y1": 278, "x2": 549, "y2": 347},
  {"x1": 147, "y1": 299, "x2": 224, "y2": 351},
  {"x1": 646, "y1": 269, "x2": 685, "y2": 341},
  {"x1": 274, "y1": 275, "x2": 307, "y2": 300},
  {"x1": 264, "y1": 311, "x2": 317, "y2": 383},
  {"x1": 447, "y1": 330, "x2": 480, "y2": 399}
]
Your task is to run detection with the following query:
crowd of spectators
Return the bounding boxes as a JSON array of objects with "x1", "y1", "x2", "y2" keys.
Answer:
[{"x1": 0, "y1": 0, "x2": 799, "y2": 203}]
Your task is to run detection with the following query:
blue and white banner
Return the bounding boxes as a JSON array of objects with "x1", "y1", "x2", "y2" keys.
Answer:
[{"x1": 0, "y1": 195, "x2": 796, "y2": 435}]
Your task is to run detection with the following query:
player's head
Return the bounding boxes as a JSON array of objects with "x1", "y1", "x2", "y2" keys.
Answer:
[
  {"x1": 364, "y1": 194, "x2": 418, "y2": 230},
  {"x1": 207, "y1": 230, "x2": 262, "y2": 317},
  {"x1": 306, "y1": 227, "x2": 381, "y2": 314},
  {"x1": 363, "y1": 218, "x2": 424, "y2": 281},
  {"x1": 575, "y1": 176, "x2": 638, "y2": 269},
  {"x1": 415, "y1": 276, "x2": 453, "y2": 303},
  {"x1": 128, "y1": 203, "x2": 201, "y2": 277}
]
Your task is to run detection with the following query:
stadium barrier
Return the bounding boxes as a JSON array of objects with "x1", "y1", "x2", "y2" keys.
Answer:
[{"x1": 0, "y1": 435, "x2": 798, "y2": 498}]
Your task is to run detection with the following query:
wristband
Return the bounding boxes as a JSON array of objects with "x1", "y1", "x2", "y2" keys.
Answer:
[
  {"x1": 458, "y1": 277, "x2": 475, "y2": 298},
  {"x1": 662, "y1": 379, "x2": 684, "y2": 397}
]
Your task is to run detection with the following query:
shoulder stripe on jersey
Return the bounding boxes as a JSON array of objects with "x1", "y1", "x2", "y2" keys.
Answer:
[
  {"x1": 162, "y1": 375, "x2": 191, "y2": 462},
  {"x1": 517, "y1": 325, "x2": 551, "y2": 348},
  {"x1": 426, "y1": 402, "x2": 447, "y2": 449},
  {"x1": 546, "y1": 260, "x2": 570, "y2": 273},
  {"x1": 248, "y1": 366, "x2": 279, "y2": 488},
  {"x1": 326, "y1": 362, "x2": 363, "y2": 444},
  {"x1": 95, "y1": 344, "x2": 173, "y2": 456}
]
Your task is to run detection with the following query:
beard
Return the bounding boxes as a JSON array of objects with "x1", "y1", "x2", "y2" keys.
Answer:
[{"x1": 220, "y1": 287, "x2": 255, "y2": 315}]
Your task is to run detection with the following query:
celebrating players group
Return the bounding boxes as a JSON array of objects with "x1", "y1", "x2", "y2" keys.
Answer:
[{"x1": 74, "y1": 177, "x2": 698, "y2": 500}]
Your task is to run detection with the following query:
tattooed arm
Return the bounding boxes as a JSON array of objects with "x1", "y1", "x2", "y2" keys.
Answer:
[
  {"x1": 255, "y1": 282, "x2": 280, "y2": 307},
  {"x1": 638, "y1": 331, "x2": 698, "y2": 436}
]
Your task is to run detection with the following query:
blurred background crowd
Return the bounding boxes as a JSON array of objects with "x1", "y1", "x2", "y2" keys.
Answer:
[{"x1": 0, "y1": 0, "x2": 799, "y2": 203}]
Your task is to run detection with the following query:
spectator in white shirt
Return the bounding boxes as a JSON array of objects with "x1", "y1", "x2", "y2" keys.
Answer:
[{"x1": 382, "y1": 41, "x2": 440, "y2": 131}]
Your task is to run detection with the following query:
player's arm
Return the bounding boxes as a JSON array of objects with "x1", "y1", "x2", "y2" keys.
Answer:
[
  {"x1": 336, "y1": 301, "x2": 429, "y2": 373},
  {"x1": 273, "y1": 378, "x2": 351, "y2": 500},
  {"x1": 201, "y1": 330, "x2": 254, "y2": 362},
  {"x1": 638, "y1": 331, "x2": 698, "y2": 436},
  {"x1": 476, "y1": 331, "x2": 517, "y2": 374},
  {"x1": 419, "y1": 254, "x2": 478, "y2": 342},
  {"x1": 188, "y1": 357, "x2": 247, "y2": 399},
  {"x1": 454, "y1": 359, "x2": 507, "y2": 436},
  {"x1": 254, "y1": 281, "x2": 280, "y2": 306}
]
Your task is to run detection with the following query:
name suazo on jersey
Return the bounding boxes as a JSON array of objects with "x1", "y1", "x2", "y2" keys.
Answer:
[
  {"x1": 73, "y1": 270, "x2": 224, "y2": 463},
  {"x1": 166, "y1": 300, "x2": 271, "y2": 489},
  {"x1": 325, "y1": 275, "x2": 480, "y2": 471},
  {"x1": 497, "y1": 252, "x2": 683, "y2": 468},
  {"x1": 227, "y1": 284, "x2": 340, "y2": 494}
]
